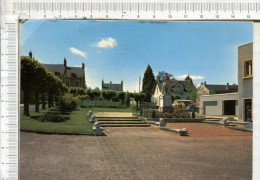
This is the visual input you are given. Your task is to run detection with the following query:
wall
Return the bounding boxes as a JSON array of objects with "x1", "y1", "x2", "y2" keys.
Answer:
[
  {"x1": 238, "y1": 42, "x2": 253, "y2": 121},
  {"x1": 199, "y1": 93, "x2": 238, "y2": 116}
]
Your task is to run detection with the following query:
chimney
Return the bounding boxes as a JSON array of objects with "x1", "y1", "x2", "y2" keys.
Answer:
[
  {"x1": 226, "y1": 83, "x2": 229, "y2": 90},
  {"x1": 64, "y1": 58, "x2": 67, "y2": 67},
  {"x1": 82, "y1": 63, "x2": 85, "y2": 69},
  {"x1": 204, "y1": 81, "x2": 206, "y2": 86},
  {"x1": 121, "y1": 80, "x2": 123, "y2": 91},
  {"x1": 29, "y1": 51, "x2": 32, "y2": 58}
]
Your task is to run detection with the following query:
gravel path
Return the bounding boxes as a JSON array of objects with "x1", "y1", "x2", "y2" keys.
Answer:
[{"x1": 20, "y1": 124, "x2": 252, "y2": 180}]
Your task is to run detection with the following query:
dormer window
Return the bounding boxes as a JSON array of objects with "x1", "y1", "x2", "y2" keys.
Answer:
[{"x1": 71, "y1": 73, "x2": 77, "y2": 78}]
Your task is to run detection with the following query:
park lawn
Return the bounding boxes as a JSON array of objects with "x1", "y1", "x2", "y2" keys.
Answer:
[{"x1": 20, "y1": 107, "x2": 94, "y2": 135}]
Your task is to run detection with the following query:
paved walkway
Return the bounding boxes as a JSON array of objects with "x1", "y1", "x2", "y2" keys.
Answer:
[{"x1": 20, "y1": 124, "x2": 252, "y2": 180}]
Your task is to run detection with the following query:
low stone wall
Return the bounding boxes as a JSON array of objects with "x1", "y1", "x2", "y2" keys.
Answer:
[{"x1": 146, "y1": 118, "x2": 204, "y2": 123}]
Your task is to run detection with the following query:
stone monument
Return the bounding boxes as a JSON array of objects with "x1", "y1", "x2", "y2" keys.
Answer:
[{"x1": 159, "y1": 74, "x2": 173, "y2": 112}]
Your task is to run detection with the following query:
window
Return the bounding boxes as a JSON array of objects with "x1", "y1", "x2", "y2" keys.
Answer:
[
  {"x1": 66, "y1": 80, "x2": 70, "y2": 87},
  {"x1": 75, "y1": 80, "x2": 80, "y2": 87},
  {"x1": 71, "y1": 73, "x2": 77, "y2": 78},
  {"x1": 174, "y1": 85, "x2": 183, "y2": 95},
  {"x1": 55, "y1": 72, "x2": 61, "y2": 75},
  {"x1": 243, "y1": 59, "x2": 253, "y2": 79}
]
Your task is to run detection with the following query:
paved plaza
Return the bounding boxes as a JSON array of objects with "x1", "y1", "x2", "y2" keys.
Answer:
[{"x1": 20, "y1": 124, "x2": 252, "y2": 180}]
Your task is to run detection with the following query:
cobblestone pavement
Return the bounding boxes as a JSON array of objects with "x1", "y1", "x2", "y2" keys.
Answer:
[{"x1": 20, "y1": 125, "x2": 252, "y2": 180}]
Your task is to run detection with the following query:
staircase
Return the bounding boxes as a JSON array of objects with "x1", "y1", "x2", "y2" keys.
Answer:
[{"x1": 96, "y1": 116, "x2": 151, "y2": 127}]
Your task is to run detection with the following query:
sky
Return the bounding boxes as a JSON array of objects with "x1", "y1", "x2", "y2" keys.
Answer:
[{"x1": 21, "y1": 20, "x2": 253, "y2": 92}]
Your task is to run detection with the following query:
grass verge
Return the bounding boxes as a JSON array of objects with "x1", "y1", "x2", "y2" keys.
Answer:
[{"x1": 20, "y1": 107, "x2": 94, "y2": 135}]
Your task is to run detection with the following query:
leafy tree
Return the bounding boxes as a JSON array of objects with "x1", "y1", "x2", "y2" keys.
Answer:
[
  {"x1": 93, "y1": 89, "x2": 101, "y2": 99},
  {"x1": 134, "y1": 92, "x2": 146, "y2": 107},
  {"x1": 77, "y1": 88, "x2": 85, "y2": 95},
  {"x1": 117, "y1": 91, "x2": 125, "y2": 105},
  {"x1": 187, "y1": 88, "x2": 198, "y2": 103},
  {"x1": 69, "y1": 87, "x2": 77, "y2": 96},
  {"x1": 102, "y1": 90, "x2": 117, "y2": 101},
  {"x1": 157, "y1": 71, "x2": 174, "y2": 81},
  {"x1": 142, "y1": 64, "x2": 156, "y2": 102},
  {"x1": 21, "y1": 56, "x2": 38, "y2": 116},
  {"x1": 33, "y1": 61, "x2": 47, "y2": 112},
  {"x1": 125, "y1": 92, "x2": 130, "y2": 107},
  {"x1": 86, "y1": 89, "x2": 95, "y2": 100}
]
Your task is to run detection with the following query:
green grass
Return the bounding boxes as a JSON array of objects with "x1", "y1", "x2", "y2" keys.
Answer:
[
  {"x1": 20, "y1": 105, "x2": 135, "y2": 134},
  {"x1": 20, "y1": 107, "x2": 94, "y2": 135}
]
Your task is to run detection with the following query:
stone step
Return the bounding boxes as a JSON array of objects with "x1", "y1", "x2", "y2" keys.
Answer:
[
  {"x1": 97, "y1": 119, "x2": 143, "y2": 121},
  {"x1": 100, "y1": 124, "x2": 151, "y2": 127},
  {"x1": 96, "y1": 116, "x2": 139, "y2": 119},
  {"x1": 98, "y1": 121, "x2": 145, "y2": 124}
]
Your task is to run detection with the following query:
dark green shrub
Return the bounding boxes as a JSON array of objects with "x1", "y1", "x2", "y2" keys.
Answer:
[
  {"x1": 69, "y1": 87, "x2": 77, "y2": 96},
  {"x1": 60, "y1": 93, "x2": 81, "y2": 113},
  {"x1": 41, "y1": 112, "x2": 65, "y2": 122},
  {"x1": 152, "y1": 110, "x2": 156, "y2": 118},
  {"x1": 77, "y1": 88, "x2": 85, "y2": 95}
]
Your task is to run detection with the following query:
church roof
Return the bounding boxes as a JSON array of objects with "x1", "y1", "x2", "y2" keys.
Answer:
[{"x1": 42, "y1": 64, "x2": 84, "y2": 78}]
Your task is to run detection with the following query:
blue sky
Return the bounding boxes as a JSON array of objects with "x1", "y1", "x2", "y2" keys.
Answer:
[{"x1": 21, "y1": 20, "x2": 252, "y2": 92}]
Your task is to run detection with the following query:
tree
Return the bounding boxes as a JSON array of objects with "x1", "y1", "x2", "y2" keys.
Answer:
[
  {"x1": 86, "y1": 89, "x2": 95, "y2": 100},
  {"x1": 142, "y1": 65, "x2": 156, "y2": 102},
  {"x1": 187, "y1": 88, "x2": 198, "y2": 103},
  {"x1": 69, "y1": 87, "x2": 77, "y2": 96},
  {"x1": 117, "y1": 91, "x2": 125, "y2": 105},
  {"x1": 21, "y1": 56, "x2": 38, "y2": 116},
  {"x1": 93, "y1": 89, "x2": 101, "y2": 99},
  {"x1": 125, "y1": 92, "x2": 130, "y2": 107},
  {"x1": 134, "y1": 92, "x2": 146, "y2": 107},
  {"x1": 77, "y1": 88, "x2": 85, "y2": 95},
  {"x1": 102, "y1": 90, "x2": 116, "y2": 101},
  {"x1": 157, "y1": 71, "x2": 174, "y2": 81}
]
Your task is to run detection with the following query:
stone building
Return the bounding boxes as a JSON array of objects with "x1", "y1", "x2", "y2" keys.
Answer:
[
  {"x1": 197, "y1": 82, "x2": 238, "y2": 102},
  {"x1": 199, "y1": 42, "x2": 253, "y2": 122},
  {"x1": 102, "y1": 80, "x2": 123, "y2": 91},
  {"x1": 42, "y1": 58, "x2": 86, "y2": 89},
  {"x1": 27, "y1": 51, "x2": 86, "y2": 89},
  {"x1": 153, "y1": 75, "x2": 196, "y2": 106}
]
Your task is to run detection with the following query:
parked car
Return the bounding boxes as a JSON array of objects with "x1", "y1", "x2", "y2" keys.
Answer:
[{"x1": 186, "y1": 104, "x2": 199, "y2": 112}]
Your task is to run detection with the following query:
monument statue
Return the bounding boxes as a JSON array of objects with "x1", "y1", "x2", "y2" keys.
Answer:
[{"x1": 162, "y1": 73, "x2": 171, "y2": 94}]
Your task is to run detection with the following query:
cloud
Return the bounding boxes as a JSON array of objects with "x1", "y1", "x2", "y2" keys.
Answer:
[
  {"x1": 93, "y1": 37, "x2": 117, "y2": 48},
  {"x1": 176, "y1": 74, "x2": 204, "y2": 80},
  {"x1": 70, "y1": 47, "x2": 87, "y2": 58}
]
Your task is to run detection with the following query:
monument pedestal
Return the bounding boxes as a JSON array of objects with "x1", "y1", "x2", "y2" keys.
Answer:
[{"x1": 159, "y1": 94, "x2": 172, "y2": 112}]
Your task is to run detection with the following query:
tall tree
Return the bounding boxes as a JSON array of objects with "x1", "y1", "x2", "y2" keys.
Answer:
[
  {"x1": 142, "y1": 65, "x2": 156, "y2": 102},
  {"x1": 21, "y1": 56, "x2": 38, "y2": 116},
  {"x1": 157, "y1": 71, "x2": 174, "y2": 81}
]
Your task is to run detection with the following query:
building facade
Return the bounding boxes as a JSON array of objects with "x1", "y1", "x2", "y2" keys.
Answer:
[
  {"x1": 42, "y1": 58, "x2": 86, "y2": 89},
  {"x1": 153, "y1": 75, "x2": 196, "y2": 106},
  {"x1": 197, "y1": 82, "x2": 238, "y2": 102},
  {"x1": 199, "y1": 42, "x2": 253, "y2": 122},
  {"x1": 102, "y1": 80, "x2": 123, "y2": 91},
  {"x1": 238, "y1": 42, "x2": 253, "y2": 122}
]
